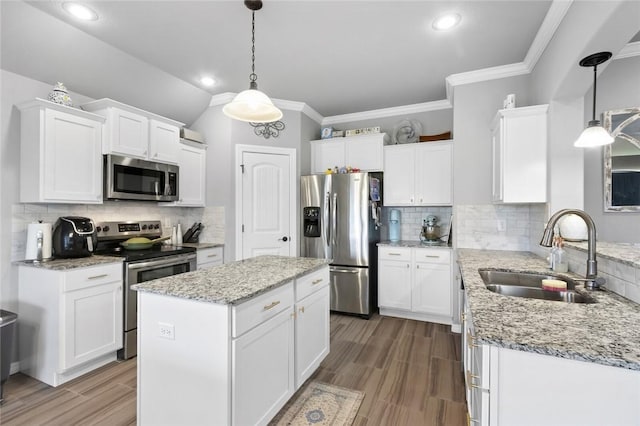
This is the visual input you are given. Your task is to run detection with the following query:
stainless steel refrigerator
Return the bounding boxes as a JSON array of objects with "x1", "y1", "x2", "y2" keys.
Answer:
[{"x1": 300, "y1": 172, "x2": 382, "y2": 317}]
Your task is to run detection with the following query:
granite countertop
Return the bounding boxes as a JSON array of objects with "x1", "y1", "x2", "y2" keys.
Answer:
[
  {"x1": 378, "y1": 240, "x2": 452, "y2": 249},
  {"x1": 457, "y1": 249, "x2": 640, "y2": 371},
  {"x1": 179, "y1": 242, "x2": 224, "y2": 250},
  {"x1": 565, "y1": 241, "x2": 640, "y2": 268},
  {"x1": 16, "y1": 255, "x2": 123, "y2": 270},
  {"x1": 133, "y1": 255, "x2": 328, "y2": 305}
]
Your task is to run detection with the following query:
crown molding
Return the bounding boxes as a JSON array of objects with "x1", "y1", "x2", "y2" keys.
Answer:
[
  {"x1": 322, "y1": 99, "x2": 452, "y2": 126},
  {"x1": 615, "y1": 41, "x2": 640, "y2": 60},
  {"x1": 208, "y1": 92, "x2": 323, "y2": 123},
  {"x1": 523, "y1": 0, "x2": 573, "y2": 71}
]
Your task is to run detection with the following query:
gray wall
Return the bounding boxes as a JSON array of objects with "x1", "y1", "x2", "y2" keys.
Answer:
[{"x1": 584, "y1": 55, "x2": 640, "y2": 242}]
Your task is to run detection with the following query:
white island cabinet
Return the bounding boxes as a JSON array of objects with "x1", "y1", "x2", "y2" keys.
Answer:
[{"x1": 136, "y1": 256, "x2": 329, "y2": 426}]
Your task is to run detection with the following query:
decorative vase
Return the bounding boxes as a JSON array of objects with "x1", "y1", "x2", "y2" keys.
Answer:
[{"x1": 48, "y1": 82, "x2": 73, "y2": 106}]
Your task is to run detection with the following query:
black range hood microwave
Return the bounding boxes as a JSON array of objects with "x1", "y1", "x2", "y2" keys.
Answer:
[{"x1": 104, "y1": 154, "x2": 179, "y2": 202}]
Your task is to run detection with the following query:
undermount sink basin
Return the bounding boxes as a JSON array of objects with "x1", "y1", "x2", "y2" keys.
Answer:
[{"x1": 478, "y1": 269, "x2": 596, "y2": 304}]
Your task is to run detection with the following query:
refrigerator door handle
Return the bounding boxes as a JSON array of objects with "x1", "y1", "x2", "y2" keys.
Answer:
[
  {"x1": 330, "y1": 266, "x2": 359, "y2": 274},
  {"x1": 331, "y1": 193, "x2": 338, "y2": 252},
  {"x1": 324, "y1": 191, "x2": 331, "y2": 259}
]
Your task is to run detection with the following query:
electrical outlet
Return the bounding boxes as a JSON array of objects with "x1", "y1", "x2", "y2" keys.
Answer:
[
  {"x1": 497, "y1": 220, "x2": 506, "y2": 232},
  {"x1": 158, "y1": 322, "x2": 175, "y2": 340}
]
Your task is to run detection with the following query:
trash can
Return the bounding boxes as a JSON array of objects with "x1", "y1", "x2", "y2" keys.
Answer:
[{"x1": 1, "y1": 309, "x2": 18, "y2": 402}]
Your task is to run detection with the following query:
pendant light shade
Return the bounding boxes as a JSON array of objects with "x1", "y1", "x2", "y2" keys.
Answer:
[
  {"x1": 223, "y1": 0, "x2": 282, "y2": 123},
  {"x1": 573, "y1": 51, "x2": 613, "y2": 148}
]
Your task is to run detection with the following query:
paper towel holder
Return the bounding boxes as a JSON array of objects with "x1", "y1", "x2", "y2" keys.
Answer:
[{"x1": 25, "y1": 220, "x2": 53, "y2": 263}]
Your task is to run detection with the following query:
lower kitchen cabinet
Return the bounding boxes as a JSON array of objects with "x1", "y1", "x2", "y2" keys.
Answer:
[
  {"x1": 462, "y1": 294, "x2": 640, "y2": 425},
  {"x1": 18, "y1": 262, "x2": 123, "y2": 387},
  {"x1": 197, "y1": 246, "x2": 224, "y2": 269},
  {"x1": 378, "y1": 246, "x2": 453, "y2": 324}
]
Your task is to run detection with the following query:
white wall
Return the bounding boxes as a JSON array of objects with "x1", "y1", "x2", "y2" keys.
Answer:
[{"x1": 584, "y1": 55, "x2": 640, "y2": 242}]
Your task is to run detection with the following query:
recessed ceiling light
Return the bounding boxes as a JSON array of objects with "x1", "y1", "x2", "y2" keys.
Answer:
[
  {"x1": 433, "y1": 13, "x2": 461, "y2": 31},
  {"x1": 62, "y1": 2, "x2": 98, "y2": 21},
  {"x1": 200, "y1": 76, "x2": 216, "y2": 87}
]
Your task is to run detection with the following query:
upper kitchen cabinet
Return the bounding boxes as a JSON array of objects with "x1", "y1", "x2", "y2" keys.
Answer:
[
  {"x1": 173, "y1": 140, "x2": 207, "y2": 207},
  {"x1": 384, "y1": 140, "x2": 453, "y2": 206},
  {"x1": 310, "y1": 133, "x2": 388, "y2": 174},
  {"x1": 81, "y1": 98, "x2": 184, "y2": 164},
  {"x1": 491, "y1": 105, "x2": 548, "y2": 203},
  {"x1": 18, "y1": 99, "x2": 105, "y2": 204}
]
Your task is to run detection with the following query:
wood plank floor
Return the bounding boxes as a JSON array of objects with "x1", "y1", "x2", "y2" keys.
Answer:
[{"x1": 0, "y1": 313, "x2": 466, "y2": 425}]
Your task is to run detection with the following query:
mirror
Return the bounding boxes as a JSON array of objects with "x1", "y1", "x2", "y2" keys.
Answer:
[{"x1": 603, "y1": 107, "x2": 640, "y2": 211}]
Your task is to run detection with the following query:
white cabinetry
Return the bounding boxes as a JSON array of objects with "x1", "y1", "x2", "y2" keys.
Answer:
[
  {"x1": 384, "y1": 140, "x2": 452, "y2": 206},
  {"x1": 310, "y1": 133, "x2": 388, "y2": 174},
  {"x1": 196, "y1": 246, "x2": 224, "y2": 270},
  {"x1": 462, "y1": 293, "x2": 640, "y2": 426},
  {"x1": 18, "y1": 98, "x2": 105, "y2": 204},
  {"x1": 137, "y1": 265, "x2": 330, "y2": 426},
  {"x1": 294, "y1": 267, "x2": 330, "y2": 388},
  {"x1": 491, "y1": 105, "x2": 548, "y2": 203},
  {"x1": 378, "y1": 246, "x2": 452, "y2": 324},
  {"x1": 82, "y1": 98, "x2": 184, "y2": 164},
  {"x1": 177, "y1": 141, "x2": 206, "y2": 206},
  {"x1": 18, "y1": 262, "x2": 123, "y2": 387}
]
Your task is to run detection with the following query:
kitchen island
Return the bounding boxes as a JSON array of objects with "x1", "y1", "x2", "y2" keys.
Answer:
[
  {"x1": 458, "y1": 249, "x2": 640, "y2": 425},
  {"x1": 133, "y1": 255, "x2": 329, "y2": 426}
]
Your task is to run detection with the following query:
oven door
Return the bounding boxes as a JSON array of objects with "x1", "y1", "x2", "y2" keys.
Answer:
[{"x1": 124, "y1": 253, "x2": 196, "y2": 332}]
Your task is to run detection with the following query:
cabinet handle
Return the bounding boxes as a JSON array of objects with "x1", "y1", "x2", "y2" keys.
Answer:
[
  {"x1": 469, "y1": 417, "x2": 481, "y2": 424},
  {"x1": 419, "y1": 197, "x2": 423, "y2": 203},
  {"x1": 466, "y1": 370, "x2": 480, "y2": 385},
  {"x1": 416, "y1": 265, "x2": 420, "y2": 269},
  {"x1": 263, "y1": 301, "x2": 280, "y2": 311},
  {"x1": 388, "y1": 253, "x2": 402, "y2": 256},
  {"x1": 143, "y1": 150, "x2": 148, "y2": 156},
  {"x1": 311, "y1": 278, "x2": 323, "y2": 285},
  {"x1": 207, "y1": 254, "x2": 218, "y2": 258},
  {"x1": 410, "y1": 197, "x2": 414, "y2": 203},
  {"x1": 424, "y1": 255, "x2": 440, "y2": 258},
  {"x1": 467, "y1": 331, "x2": 480, "y2": 348},
  {"x1": 87, "y1": 274, "x2": 108, "y2": 280},
  {"x1": 290, "y1": 312, "x2": 297, "y2": 319},
  {"x1": 406, "y1": 264, "x2": 410, "y2": 268},
  {"x1": 461, "y1": 312, "x2": 467, "y2": 321},
  {"x1": 299, "y1": 306, "x2": 305, "y2": 314}
]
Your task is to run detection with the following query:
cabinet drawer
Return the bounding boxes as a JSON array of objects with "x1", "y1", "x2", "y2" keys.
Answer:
[
  {"x1": 413, "y1": 248, "x2": 451, "y2": 264},
  {"x1": 63, "y1": 263, "x2": 122, "y2": 292},
  {"x1": 232, "y1": 282, "x2": 294, "y2": 338},
  {"x1": 295, "y1": 267, "x2": 329, "y2": 302},
  {"x1": 378, "y1": 247, "x2": 411, "y2": 261},
  {"x1": 197, "y1": 247, "x2": 223, "y2": 265}
]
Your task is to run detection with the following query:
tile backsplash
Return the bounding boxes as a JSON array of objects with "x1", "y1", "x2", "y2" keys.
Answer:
[
  {"x1": 380, "y1": 206, "x2": 452, "y2": 242},
  {"x1": 12, "y1": 202, "x2": 224, "y2": 261}
]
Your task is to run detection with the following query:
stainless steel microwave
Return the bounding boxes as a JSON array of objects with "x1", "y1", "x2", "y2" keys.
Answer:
[{"x1": 104, "y1": 154, "x2": 179, "y2": 202}]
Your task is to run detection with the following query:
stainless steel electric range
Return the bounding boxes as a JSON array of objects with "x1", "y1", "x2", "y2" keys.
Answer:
[{"x1": 94, "y1": 220, "x2": 196, "y2": 360}]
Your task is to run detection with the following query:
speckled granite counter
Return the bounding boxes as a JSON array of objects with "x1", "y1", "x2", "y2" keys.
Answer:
[
  {"x1": 458, "y1": 249, "x2": 640, "y2": 371},
  {"x1": 565, "y1": 241, "x2": 640, "y2": 268},
  {"x1": 378, "y1": 240, "x2": 452, "y2": 249},
  {"x1": 133, "y1": 255, "x2": 328, "y2": 305},
  {"x1": 16, "y1": 255, "x2": 123, "y2": 270},
  {"x1": 180, "y1": 242, "x2": 224, "y2": 250}
]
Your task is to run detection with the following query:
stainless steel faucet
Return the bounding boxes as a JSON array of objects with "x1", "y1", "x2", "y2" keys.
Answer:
[{"x1": 540, "y1": 209, "x2": 603, "y2": 290}]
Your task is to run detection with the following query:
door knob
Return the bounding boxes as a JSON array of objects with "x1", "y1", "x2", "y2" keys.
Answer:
[{"x1": 279, "y1": 236, "x2": 289, "y2": 242}]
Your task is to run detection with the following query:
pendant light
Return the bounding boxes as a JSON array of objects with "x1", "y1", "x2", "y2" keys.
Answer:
[
  {"x1": 574, "y1": 51, "x2": 613, "y2": 148},
  {"x1": 223, "y1": 0, "x2": 283, "y2": 123}
]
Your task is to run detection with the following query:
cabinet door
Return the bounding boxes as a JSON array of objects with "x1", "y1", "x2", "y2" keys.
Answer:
[
  {"x1": 413, "y1": 261, "x2": 451, "y2": 316},
  {"x1": 43, "y1": 109, "x2": 103, "y2": 203},
  {"x1": 295, "y1": 285, "x2": 330, "y2": 388},
  {"x1": 196, "y1": 247, "x2": 223, "y2": 269},
  {"x1": 344, "y1": 135, "x2": 383, "y2": 171},
  {"x1": 233, "y1": 308, "x2": 295, "y2": 426},
  {"x1": 492, "y1": 123, "x2": 503, "y2": 202},
  {"x1": 383, "y1": 145, "x2": 416, "y2": 206},
  {"x1": 310, "y1": 139, "x2": 345, "y2": 174},
  {"x1": 378, "y1": 259, "x2": 412, "y2": 310},
  {"x1": 177, "y1": 144, "x2": 206, "y2": 206},
  {"x1": 414, "y1": 142, "x2": 452, "y2": 205},
  {"x1": 110, "y1": 108, "x2": 149, "y2": 158},
  {"x1": 62, "y1": 281, "x2": 123, "y2": 371},
  {"x1": 149, "y1": 119, "x2": 179, "y2": 164}
]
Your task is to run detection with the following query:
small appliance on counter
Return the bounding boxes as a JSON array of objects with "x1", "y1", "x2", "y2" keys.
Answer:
[
  {"x1": 388, "y1": 209, "x2": 401, "y2": 242},
  {"x1": 25, "y1": 221, "x2": 53, "y2": 262},
  {"x1": 420, "y1": 215, "x2": 441, "y2": 243},
  {"x1": 52, "y1": 216, "x2": 97, "y2": 258}
]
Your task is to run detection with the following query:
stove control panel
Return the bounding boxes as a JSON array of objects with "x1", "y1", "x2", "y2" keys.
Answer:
[{"x1": 95, "y1": 220, "x2": 162, "y2": 240}]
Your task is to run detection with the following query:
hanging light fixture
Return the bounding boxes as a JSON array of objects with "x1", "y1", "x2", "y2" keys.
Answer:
[
  {"x1": 574, "y1": 51, "x2": 614, "y2": 148},
  {"x1": 223, "y1": 0, "x2": 283, "y2": 123}
]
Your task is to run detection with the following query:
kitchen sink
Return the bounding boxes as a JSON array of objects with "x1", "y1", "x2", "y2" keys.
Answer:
[{"x1": 478, "y1": 269, "x2": 596, "y2": 304}]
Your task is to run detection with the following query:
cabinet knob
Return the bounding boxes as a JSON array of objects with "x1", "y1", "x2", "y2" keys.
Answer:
[
  {"x1": 406, "y1": 264, "x2": 410, "y2": 268},
  {"x1": 299, "y1": 306, "x2": 305, "y2": 314}
]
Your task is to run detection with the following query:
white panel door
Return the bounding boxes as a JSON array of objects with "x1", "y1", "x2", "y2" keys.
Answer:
[
  {"x1": 378, "y1": 259, "x2": 412, "y2": 310},
  {"x1": 414, "y1": 142, "x2": 453, "y2": 205},
  {"x1": 383, "y1": 144, "x2": 415, "y2": 206},
  {"x1": 111, "y1": 108, "x2": 149, "y2": 158},
  {"x1": 242, "y1": 151, "x2": 292, "y2": 259},
  {"x1": 149, "y1": 119, "x2": 179, "y2": 164},
  {"x1": 413, "y1": 262, "x2": 451, "y2": 316},
  {"x1": 310, "y1": 139, "x2": 345, "y2": 174},
  {"x1": 294, "y1": 285, "x2": 330, "y2": 388},
  {"x1": 177, "y1": 144, "x2": 206, "y2": 206}
]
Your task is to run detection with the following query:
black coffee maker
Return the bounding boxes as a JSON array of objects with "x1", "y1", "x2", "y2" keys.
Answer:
[{"x1": 52, "y1": 216, "x2": 97, "y2": 258}]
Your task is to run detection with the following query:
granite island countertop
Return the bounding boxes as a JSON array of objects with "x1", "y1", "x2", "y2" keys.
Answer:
[
  {"x1": 16, "y1": 255, "x2": 124, "y2": 270},
  {"x1": 458, "y1": 249, "x2": 640, "y2": 371},
  {"x1": 132, "y1": 255, "x2": 328, "y2": 305}
]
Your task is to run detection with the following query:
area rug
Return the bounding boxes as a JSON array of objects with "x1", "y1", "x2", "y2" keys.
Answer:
[{"x1": 270, "y1": 381, "x2": 364, "y2": 425}]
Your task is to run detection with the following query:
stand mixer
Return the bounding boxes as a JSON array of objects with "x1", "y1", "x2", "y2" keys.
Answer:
[{"x1": 420, "y1": 215, "x2": 441, "y2": 243}]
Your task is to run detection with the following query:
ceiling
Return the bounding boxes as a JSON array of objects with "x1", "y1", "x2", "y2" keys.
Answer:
[{"x1": 0, "y1": 0, "x2": 578, "y2": 125}]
